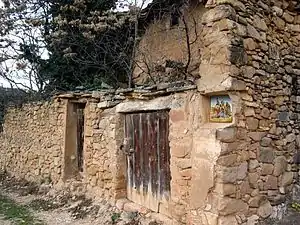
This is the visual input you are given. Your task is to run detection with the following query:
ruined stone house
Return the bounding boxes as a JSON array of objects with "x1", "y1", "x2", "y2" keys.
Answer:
[{"x1": 0, "y1": 0, "x2": 300, "y2": 224}]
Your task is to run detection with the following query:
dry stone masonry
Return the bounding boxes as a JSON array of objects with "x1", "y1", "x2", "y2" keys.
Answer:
[
  {"x1": 191, "y1": 0, "x2": 300, "y2": 224},
  {"x1": 0, "y1": 1, "x2": 300, "y2": 225},
  {"x1": 0, "y1": 101, "x2": 65, "y2": 184}
]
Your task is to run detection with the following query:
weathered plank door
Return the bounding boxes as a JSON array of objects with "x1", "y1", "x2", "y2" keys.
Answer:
[
  {"x1": 124, "y1": 111, "x2": 171, "y2": 212},
  {"x1": 76, "y1": 104, "x2": 85, "y2": 172}
]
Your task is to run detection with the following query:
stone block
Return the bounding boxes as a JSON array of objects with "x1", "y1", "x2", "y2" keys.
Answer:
[
  {"x1": 249, "y1": 173, "x2": 259, "y2": 189},
  {"x1": 240, "y1": 180, "x2": 251, "y2": 196},
  {"x1": 214, "y1": 18, "x2": 237, "y2": 32},
  {"x1": 259, "y1": 120, "x2": 270, "y2": 130},
  {"x1": 246, "y1": 118, "x2": 259, "y2": 131},
  {"x1": 244, "y1": 107, "x2": 255, "y2": 117},
  {"x1": 97, "y1": 101, "x2": 109, "y2": 108},
  {"x1": 218, "y1": 216, "x2": 238, "y2": 225},
  {"x1": 202, "y1": 5, "x2": 236, "y2": 24},
  {"x1": 253, "y1": 15, "x2": 268, "y2": 31},
  {"x1": 244, "y1": 38, "x2": 257, "y2": 51},
  {"x1": 246, "y1": 215, "x2": 259, "y2": 225},
  {"x1": 217, "y1": 197, "x2": 249, "y2": 216},
  {"x1": 197, "y1": 64, "x2": 231, "y2": 93},
  {"x1": 273, "y1": 17, "x2": 285, "y2": 30},
  {"x1": 210, "y1": 45, "x2": 231, "y2": 65},
  {"x1": 229, "y1": 47, "x2": 247, "y2": 66},
  {"x1": 264, "y1": 175, "x2": 278, "y2": 190},
  {"x1": 236, "y1": 23, "x2": 247, "y2": 36},
  {"x1": 278, "y1": 111, "x2": 289, "y2": 122},
  {"x1": 216, "y1": 127, "x2": 236, "y2": 143},
  {"x1": 261, "y1": 164, "x2": 274, "y2": 175},
  {"x1": 217, "y1": 166, "x2": 238, "y2": 183},
  {"x1": 249, "y1": 195, "x2": 263, "y2": 208},
  {"x1": 249, "y1": 160, "x2": 259, "y2": 170},
  {"x1": 257, "y1": 200, "x2": 273, "y2": 218},
  {"x1": 217, "y1": 154, "x2": 238, "y2": 166},
  {"x1": 259, "y1": 147, "x2": 275, "y2": 163},
  {"x1": 249, "y1": 132, "x2": 266, "y2": 141},
  {"x1": 261, "y1": 108, "x2": 270, "y2": 119},
  {"x1": 279, "y1": 172, "x2": 293, "y2": 187},
  {"x1": 242, "y1": 66, "x2": 256, "y2": 79},
  {"x1": 286, "y1": 133, "x2": 296, "y2": 143},
  {"x1": 273, "y1": 156, "x2": 287, "y2": 176},
  {"x1": 247, "y1": 24, "x2": 261, "y2": 41},
  {"x1": 283, "y1": 12, "x2": 294, "y2": 23},
  {"x1": 260, "y1": 137, "x2": 272, "y2": 147},
  {"x1": 201, "y1": 212, "x2": 218, "y2": 225},
  {"x1": 214, "y1": 183, "x2": 236, "y2": 196}
]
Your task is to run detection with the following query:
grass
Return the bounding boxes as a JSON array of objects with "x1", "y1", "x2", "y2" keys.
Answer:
[
  {"x1": 0, "y1": 194, "x2": 44, "y2": 225},
  {"x1": 291, "y1": 202, "x2": 300, "y2": 212}
]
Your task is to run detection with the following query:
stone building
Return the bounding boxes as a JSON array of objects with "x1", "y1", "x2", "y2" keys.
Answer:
[{"x1": 0, "y1": 0, "x2": 300, "y2": 225}]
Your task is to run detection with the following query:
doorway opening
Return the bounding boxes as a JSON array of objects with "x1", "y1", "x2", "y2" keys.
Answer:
[{"x1": 64, "y1": 101, "x2": 86, "y2": 179}]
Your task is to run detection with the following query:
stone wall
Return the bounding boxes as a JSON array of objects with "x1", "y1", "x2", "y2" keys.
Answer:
[
  {"x1": 133, "y1": 0, "x2": 300, "y2": 224},
  {"x1": 79, "y1": 103, "x2": 126, "y2": 201},
  {"x1": 193, "y1": 0, "x2": 300, "y2": 224},
  {"x1": 236, "y1": 0, "x2": 300, "y2": 221},
  {"x1": 0, "y1": 98, "x2": 125, "y2": 203},
  {"x1": 0, "y1": 100, "x2": 65, "y2": 184},
  {"x1": 0, "y1": 85, "x2": 243, "y2": 224},
  {"x1": 114, "y1": 90, "x2": 240, "y2": 224}
]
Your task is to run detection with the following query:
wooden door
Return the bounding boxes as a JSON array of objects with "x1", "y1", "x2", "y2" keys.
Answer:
[
  {"x1": 76, "y1": 104, "x2": 85, "y2": 172},
  {"x1": 124, "y1": 111, "x2": 170, "y2": 212}
]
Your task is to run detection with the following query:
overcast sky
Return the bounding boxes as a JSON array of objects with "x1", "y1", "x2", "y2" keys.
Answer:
[{"x1": 0, "y1": 1, "x2": 8, "y2": 88}]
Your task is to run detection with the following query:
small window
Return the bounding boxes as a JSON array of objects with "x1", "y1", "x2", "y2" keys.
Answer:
[
  {"x1": 170, "y1": 6, "x2": 181, "y2": 27},
  {"x1": 170, "y1": 13, "x2": 180, "y2": 26}
]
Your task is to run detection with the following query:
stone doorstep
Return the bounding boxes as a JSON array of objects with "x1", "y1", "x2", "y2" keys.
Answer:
[{"x1": 116, "y1": 198, "x2": 177, "y2": 224}]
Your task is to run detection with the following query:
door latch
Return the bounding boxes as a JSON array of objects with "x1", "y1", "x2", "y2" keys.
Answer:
[{"x1": 122, "y1": 138, "x2": 134, "y2": 155}]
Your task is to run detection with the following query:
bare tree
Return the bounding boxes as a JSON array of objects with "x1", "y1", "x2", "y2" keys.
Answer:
[
  {"x1": 0, "y1": 0, "x2": 204, "y2": 92},
  {"x1": 0, "y1": 0, "x2": 50, "y2": 92},
  {"x1": 132, "y1": 0, "x2": 202, "y2": 84}
]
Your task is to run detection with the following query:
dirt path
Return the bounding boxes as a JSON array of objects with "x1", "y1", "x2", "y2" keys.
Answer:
[
  {"x1": 0, "y1": 173, "x2": 160, "y2": 225},
  {"x1": 1, "y1": 190, "x2": 101, "y2": 225},
  {"x1": 0, "y1": 188, "x2": 130, "y2": 225},
  {"x1": 0, "y1": 216, "x2": 11, "y2": 225}
]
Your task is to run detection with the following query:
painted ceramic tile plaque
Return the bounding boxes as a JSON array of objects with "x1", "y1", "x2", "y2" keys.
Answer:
[{"x1": 210, "y1": 95, "x2": 233, "y2": 123}]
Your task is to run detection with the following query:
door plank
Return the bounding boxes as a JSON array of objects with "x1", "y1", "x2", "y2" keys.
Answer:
[
  {"x1": 150, "y1": 112, "x2": 158, "y2": 196},
  {"x1": 133, "y1": 114, "x2": 141, "y2": 191},
  {"x1": 142, "y1": 113, "x2": 149, "y2": 194}
]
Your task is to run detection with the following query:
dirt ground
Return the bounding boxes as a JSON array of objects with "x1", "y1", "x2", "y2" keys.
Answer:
[
  {"x1": 0, "y1": 216, "x2": 12, "y2": 225},
  {"x1": 2, "y1": 172, "x2": 300, "y2": 225},
  {"x1": 0, "y1": 172, "x2": 161, "y2": 225}
]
